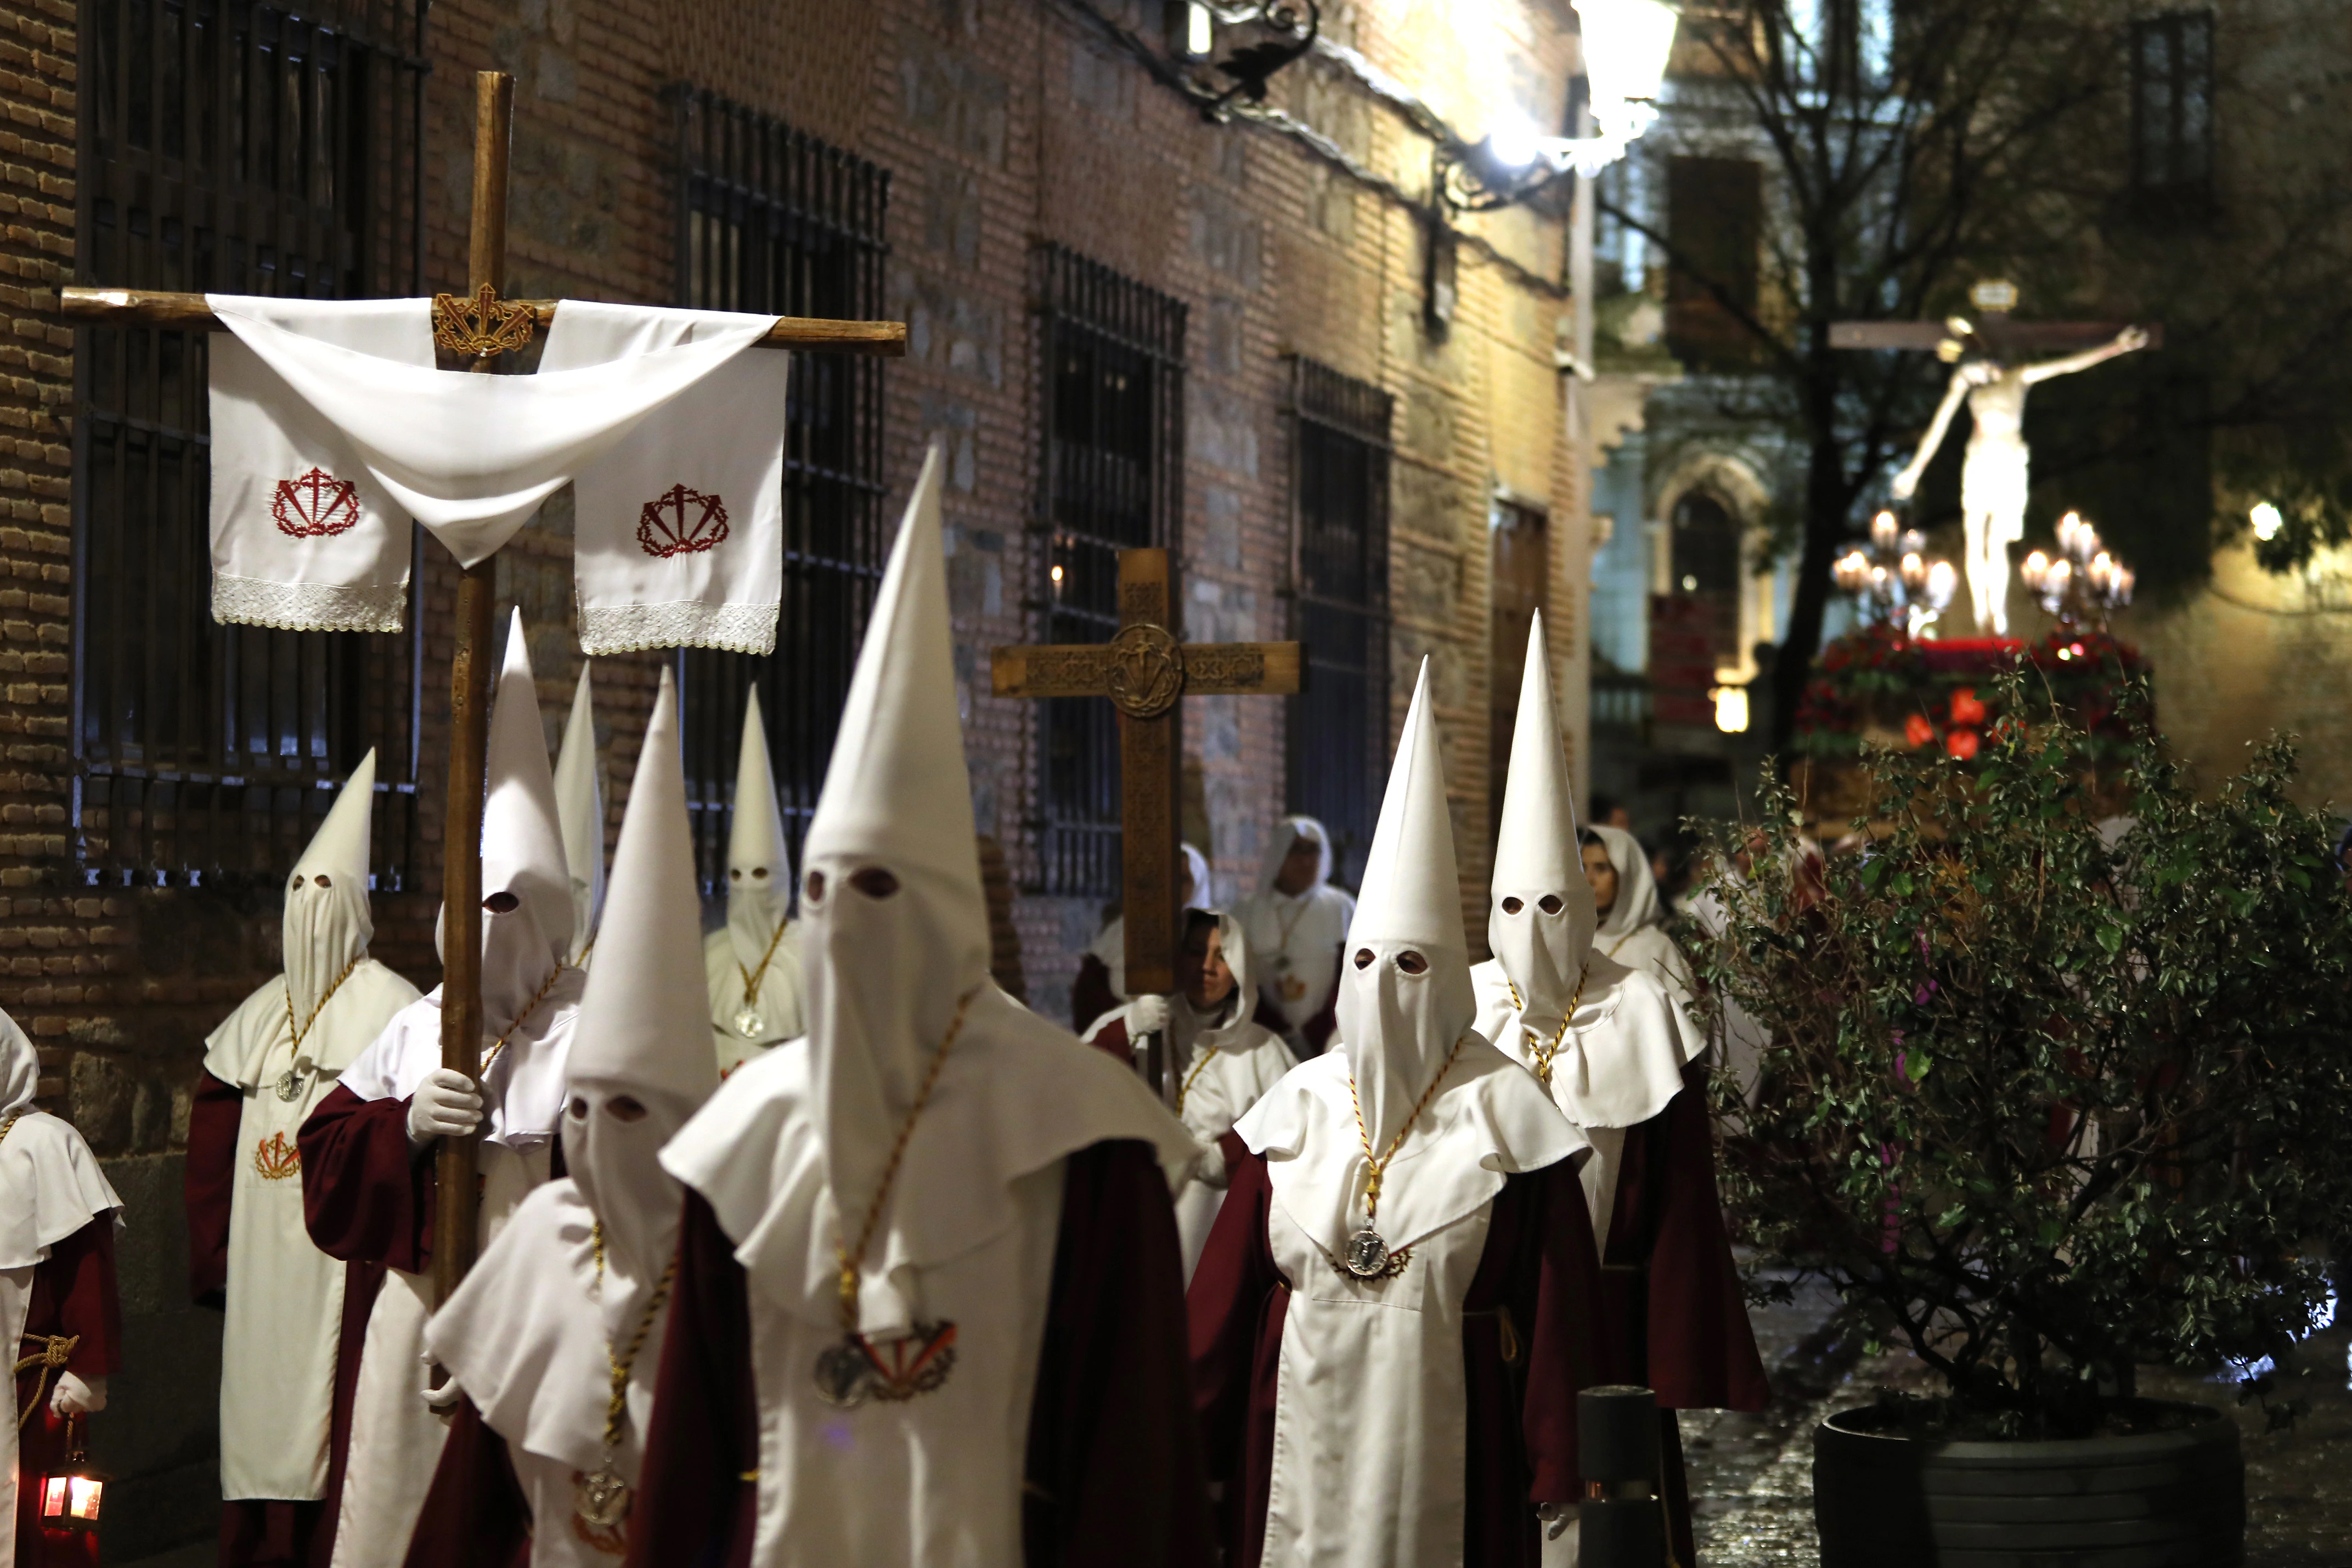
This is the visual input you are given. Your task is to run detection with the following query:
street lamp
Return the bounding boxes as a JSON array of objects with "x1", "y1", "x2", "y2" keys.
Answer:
[{"x1": 1576, "y1": 0, "x2": 1682, "y2": 142}]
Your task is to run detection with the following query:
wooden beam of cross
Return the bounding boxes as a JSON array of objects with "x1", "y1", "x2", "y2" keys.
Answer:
[
  {"x1": 77, "y1": 70, "x2": 905, "y2": 1302},
  {"x1": 1830, "y1": 280, "x2": 2163, "y2": 355},
  {"x1": 993, "y1": 549, "x2": 1300, "y2": 1093}
]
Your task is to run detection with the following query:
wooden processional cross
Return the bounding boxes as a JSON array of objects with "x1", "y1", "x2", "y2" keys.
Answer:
[
  {"x1": 992, "y1": 549, "x2": 1300, "y2": 1097},
  {"x1": 1829, "y1": 279, "x2": 2164, "y2": 357},
  {"x1": 64, "y1": 71, "x2": 907, "y2": 1305}
]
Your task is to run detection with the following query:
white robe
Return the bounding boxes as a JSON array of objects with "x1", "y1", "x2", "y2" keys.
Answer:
[
  {"x1": 1239, "y1": 884, "x2": 1354, "y2": 1040},
  {"x1": 660, "y1": 988, "x2": 1198, "y2": 1567},
  {"x1": 204, "y1": 961, "x2": 419, "y2": 1501},
  {"x1": 328, "y1": 975, "x2": 583, "y2": 1568},
  {"x1": 1233, "y1": 1045, "x2": 1582, "y2": 1568}
]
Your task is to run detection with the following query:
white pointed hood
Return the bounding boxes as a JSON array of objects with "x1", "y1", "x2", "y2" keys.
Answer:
[
  {"x1": 725, "y1": 689, "x2": 796, "y2": 976},
  {"x1": 473, "y1": 610, "x2": 574, "y2": 1023},
  {"x1": 1489, "y1": 611, "x2": 1601, "y2": 1037},
  {"x1": 562, "y1": 667, "x2": 716, "y2": 1327},
  {"x1": 1339, "y1": 659, "x2": 1477, "y2": 1154},
  {"x1": 552, "y1": 662, "x2": 605, "y2": 965},
  {"x1": 285, "y1": 748, "x2": 380, "y2": 1023},
  {"x1": 799, "y1": 439, "x2": 991, "y2": 1215}
]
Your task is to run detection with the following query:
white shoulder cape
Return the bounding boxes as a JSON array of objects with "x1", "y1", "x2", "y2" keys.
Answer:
[
  {"x1": 203, "y1": 958, "x2": 425, "y2": 1088},
  {"x1": 659, "y1": 984, "x2": 1200, "y2": 1335},
  {"x1": 1232, "y1": 1039, "x2": 1582, "y2": 1270},
  {"x1": 1470, "y1": 954, "x2": 1700, "y2": 1130},
  {"x1": 338, "y1": 971, "x2": 588, "y2": 1150},
  {"x1": 425, "y1": 1179, "x2": 647, "y2": 1479},
  {"x1": 0, "y1": 1110, "x2": 124, "y2": 1270}
]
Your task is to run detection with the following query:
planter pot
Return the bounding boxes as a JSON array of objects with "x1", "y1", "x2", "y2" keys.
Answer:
[{"x1": 1813, "y1": 1399, "x2": 2243, "y2": 1567}]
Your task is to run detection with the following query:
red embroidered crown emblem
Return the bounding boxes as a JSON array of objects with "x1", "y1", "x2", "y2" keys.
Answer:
[
  {"x1": 636, "y1": 483, "x2": 729, "y2": 559},
  {"x1": 272, "y1": 467, "x2": 362, "y2": 538},
  {"x1": 253, "y1": 1131, "x2": 301, "y2": 1181}
]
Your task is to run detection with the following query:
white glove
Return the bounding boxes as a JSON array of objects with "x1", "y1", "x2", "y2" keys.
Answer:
[
  {"x1": 407, "y1": 1069, "x2": 483, "y2": 1146},
  {"x1": 51, "y1": 1371, "x2": 105, "y2": 1417},
  {"x1": 1123, "y1": 994, "x2": 1171, "y2": 1040},
  {"x1": 1539, "y1": 1502, "x2": 1580, "y2": 1565}
]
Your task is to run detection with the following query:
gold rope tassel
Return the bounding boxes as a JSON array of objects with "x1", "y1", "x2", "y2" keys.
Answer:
[{"x1": 15, "y1": 1333, "x2": 78, "y2": 1430}]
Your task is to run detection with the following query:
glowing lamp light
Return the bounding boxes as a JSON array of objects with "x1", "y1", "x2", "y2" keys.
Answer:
[
  {"x1": 1926, "y1": 559, "x2": 1958, "y2": 611},
  {"x1": 1711, "y1": 685, "x2": 1750, "y2": 734},
  {"x1": 1484, "y1": 112, "x2": 1544, "y2": 172},
  {"x1": 1833, "y1": 549, "x2": 1872, "y2": 594},
  {"x1": 2251, "y1": 501, "x2": 2283, "y2": 542},
  {"x1": 1870, "y1": 509, "x2": 1899, "y2": 553},
  {"x1": 38, "y1": 1419, "x2": 106, "y2": 1533},
  {"x1": 1575, "y1": 0, "x2": 1682, "y2": 140},
  {"x1": 1049, "y1": 563, "x2": 1064, "y2": 586},
  {"x1": 1184, "y1": 1, "x2": 1215, "y2": 58},
  {"x1": 1899, "y1": 551, "x2": 1927, "y2": 591}
]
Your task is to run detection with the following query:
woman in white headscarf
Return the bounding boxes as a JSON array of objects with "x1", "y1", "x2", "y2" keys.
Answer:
[
  {"x1": 1584, "y1": 824, "x2": 1695, "y2": 999},
  {"x1": 1238, "y1": 815, "x2": 1355, "y2": 1056},
  {"x1": 3, "y1": 1010, "x2": 123, "y2": 1568},
  {"x1": 1069, "y1": 842, "x2": 1210, "y2": 1029},
  {"x1": 1081, "y1": 906, "x2": 1295, "y2": 1278}
]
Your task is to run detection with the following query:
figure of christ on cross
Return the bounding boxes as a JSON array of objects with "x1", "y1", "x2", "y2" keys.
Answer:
[
  {"x1": 1834, "y1": 290, "x2": 2157, "y2": 638},
  {"x1": 993, "y1": 548, "x2": 1300, "y2": 1096}
]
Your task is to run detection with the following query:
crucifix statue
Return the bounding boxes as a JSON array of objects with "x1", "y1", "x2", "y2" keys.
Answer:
[
  {"x1": 63, "y1": 71, "x2": 904, "y2": 1300},
  {"x1": 1833, "y1": 281, "x2": 2157, "y2": 637},
  {"x1": 992, "y1": 548, "x2": 1300, "y2": 1096}
]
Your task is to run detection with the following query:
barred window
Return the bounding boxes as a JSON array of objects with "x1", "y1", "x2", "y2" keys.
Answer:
[
  {"x1": 1288, "y1": 359, "x2": 1390, "y2": 891},
  {"x1": 74, "y1": 0, "x2": 428, "y2": 888},
  {"x1": 672, "y1": 92, "x2": 890, "y2": 892},
  {"x1": 1035, "y1": 246, "x2": 1186, "y2": 898}
]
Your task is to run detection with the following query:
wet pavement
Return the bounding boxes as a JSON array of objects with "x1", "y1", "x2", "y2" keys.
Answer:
[{"x1": 1683, "y1": 1279, "x2": 2352, "y2": 1566}]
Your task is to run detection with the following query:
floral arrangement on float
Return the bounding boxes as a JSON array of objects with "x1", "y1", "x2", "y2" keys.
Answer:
[{"x1": 1794, "y1": 511, "x2": 2149, "y2": 817}]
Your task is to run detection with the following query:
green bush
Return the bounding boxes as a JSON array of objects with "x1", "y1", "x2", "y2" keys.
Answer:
[{"x1": 1699, "y1": 678, "x2": 2352, "y2": 1437}]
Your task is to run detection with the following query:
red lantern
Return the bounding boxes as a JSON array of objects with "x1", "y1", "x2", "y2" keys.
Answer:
[
  {"x1": 1945, "y1": 727, "x2": 1981, "y2": 761},
  {"x1": 1948, "y1": 687, "x2": 1987, "y2": 726},
  {"x1": 37, "y1": 1415, "x2": 107, "y2": 1534}
]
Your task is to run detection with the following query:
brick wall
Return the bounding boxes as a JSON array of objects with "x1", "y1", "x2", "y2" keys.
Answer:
[{"x1": 20, "y1": 0, "x2": 1588, "y2": 1549}]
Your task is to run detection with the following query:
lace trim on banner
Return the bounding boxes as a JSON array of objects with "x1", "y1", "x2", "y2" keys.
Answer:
[
  {"x1": 212, "y1": 573, "x2": 408, "y2": 633},
  {"x1": 577, "y1": 600, "x2": 779, "y2": 656}
]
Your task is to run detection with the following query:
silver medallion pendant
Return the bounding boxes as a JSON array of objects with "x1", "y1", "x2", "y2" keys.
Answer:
[
  {"x1": 813, "y1": 1338, "x2": 873, "y2": 1408},
  {"x1": 1343, "y1": 1226, "x2": 1391, "y2": 1279},
  {"x1": 733, "y1": 1008, "x2": 764, "y2": 1040},
  {"x1": 274, "y1": 1068, "x2": 307, "y2": 1103}
]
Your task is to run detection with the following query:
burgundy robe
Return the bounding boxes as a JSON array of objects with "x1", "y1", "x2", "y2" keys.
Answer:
[
  {"x1": 399, "y1": 1396, "x2": 529, "y2": 1568},
  {"x1": 292, "y1": 1082, "x2": 436, "y2": 1568},
  {"x1": 187, "y1": 1070, "x2": 334, "y2": 1567},
  {"x1": 621, "y1": 1138, "x2": 1215, "y2": 1568},
  {"x1": 1187, "y1": 1151, "x2": 1606, "y2": 1568},
  {"x1": 1600, "y1": 1066, "x2": 1771, "y2": 1565},
  {"x1": 1070, "y1": 954, "x2": 1119, "y2": 1034},
  {"x1": 13, "y1": 1216, "x2": 120, "y2": 1568}
]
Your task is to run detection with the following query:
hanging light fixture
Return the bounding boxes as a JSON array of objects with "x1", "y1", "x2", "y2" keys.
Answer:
[{"x1": 1576, "y1": 0, "x2": 1682, "y2": 142}]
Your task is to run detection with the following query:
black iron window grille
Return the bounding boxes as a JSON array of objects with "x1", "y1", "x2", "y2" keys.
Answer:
[
  {"x1": 1288, "y1": 357, "x2": 1391, "y2": 892},
  {"x1": 73, "y1": 0, "x2": 428, "y2": 889},
  {"x1": 1035, "y1": 245, "x2": 1187, "y2": 898},
  {"x1": 672, "y1": 91, "x2": 889, "y2": 893}
]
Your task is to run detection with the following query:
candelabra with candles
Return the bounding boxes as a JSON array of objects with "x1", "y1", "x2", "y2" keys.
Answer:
[
  {"x1": 1834, "y1": 511, "x2": 1960, "y2": 639},
  {"x1": 2020, "y1": 511, "x2": 2134, "y2": 629}
]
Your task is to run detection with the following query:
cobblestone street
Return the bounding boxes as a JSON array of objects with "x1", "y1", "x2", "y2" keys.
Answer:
[{"x1": 1684, "y1": 1280, "x2": 2352, "y2": 1567}]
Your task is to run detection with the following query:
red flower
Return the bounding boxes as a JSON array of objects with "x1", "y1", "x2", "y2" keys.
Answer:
[
  {"x1": 1904, "y1": 713, "x2": 1936, "y2": 749},
  {"x1": 1945, "y1": 727, "x2": 1981, "y2": 760},
  {"x1": 1948, "y1": 687, "x2": 1987, "y2": 726}
]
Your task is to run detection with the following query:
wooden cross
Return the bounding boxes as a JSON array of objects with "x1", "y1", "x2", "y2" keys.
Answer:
[
  {"x1": 66, "y1": 71, "x2": 905, "y2": 1301},
  {"x1": 1829, "y1": 280, "x2": 2163, "y2": 356},
  {"x1": 992, "y1": 549, "x2": 1300, "y2": 1088}
]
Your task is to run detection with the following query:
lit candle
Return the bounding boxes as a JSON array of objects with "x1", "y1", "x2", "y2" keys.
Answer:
[
  {"x1": 1900, "y1": 551, "x2": 1928, "y2": 591},
  {"x1": 2021, "y1": 550, "x2": 2050, "y2": 591},
  {"x1": 1871, "y1": 510, "x2": 1899, "y2": 553},
  {"x1": 1927, "y1": 559, "x2": 1957, "y2": 610}
]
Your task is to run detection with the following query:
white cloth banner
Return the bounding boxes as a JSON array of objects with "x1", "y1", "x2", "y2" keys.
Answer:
[
  {"x1": 204, "y1": 295, "x2": 782, "y2": 639},
  {"x1": 539, "y1": 301, "x2": 788, "y2": 655},
  {"x1": 207, "y1": 297, "x2": 436, "y2": 632}
]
